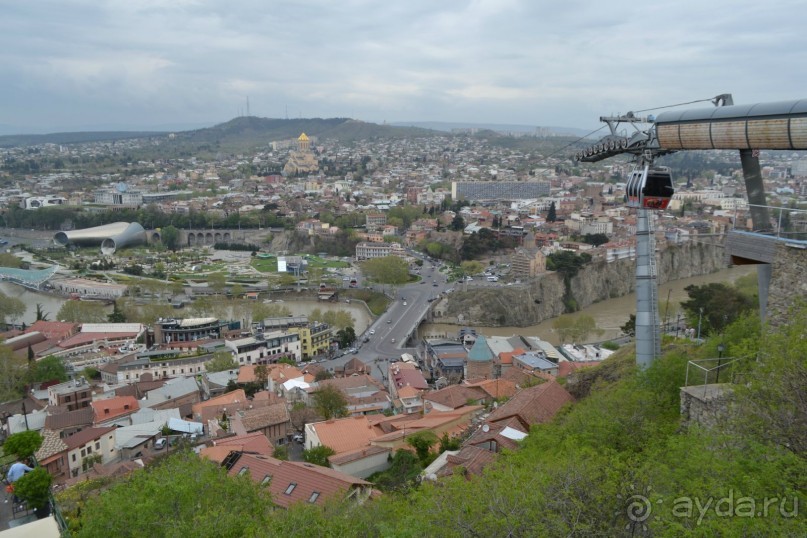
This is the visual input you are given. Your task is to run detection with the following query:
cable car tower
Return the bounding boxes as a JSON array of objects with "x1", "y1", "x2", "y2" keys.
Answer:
[{"x1": 575, "y1": 113, "x2": 676, "y2": 368}]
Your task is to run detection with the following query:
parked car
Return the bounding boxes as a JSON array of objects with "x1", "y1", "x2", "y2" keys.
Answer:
[
  {"x1": 292, "y1": 433, "x2": 304, "y2": 443},
  {"x1": 154, "y1": 438, "x2": 167, "y2": 450},
  {"x1": 391, "y1": 338, "x2": 396, "y2": 343}
]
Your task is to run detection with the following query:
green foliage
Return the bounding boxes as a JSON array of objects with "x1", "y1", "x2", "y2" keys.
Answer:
[
  {"x1": 12, "y1": 466, "x2": 52, "y2": 509},
  {"x1": 681, "y1": 282, "x2": 755, "y2": 336},
  {"x1": 312, "y1": 385, "x2": 348, "y2": 420},
  {"x1": 107, "y1": 301, "x2": 127, "y2": 323},
  {"x1": 3, "y1": 430, "x2": 43, "y2": 460},
  {"x1": 552, "y1": 314, "x2": 602, "y2": 344},
  {"x1": 580, "y1": 233, "x2": 610, "y2": 246},
  {"x1": 459, "y1": 260, "x2": 484, "y2": 276},
  {"x1": 460, "y1": 228, "x2": 515, "y2": 260},
  {"x1": 0, "y1": 290, "x2": 25, "y2": 325},
  {"x1": 620, "y1": 313, "x2": 636, "y2": 336},
  {"x1": 56, "y1": 300, "x2": 108, "y2": 323},
  {"x1": 547, "y1": 201, "x2": 557, "y2": 222},
  {"x1": 160, "y1": 224, "x2": 180, "y2": 251},
  {"x1": 449, "y1": 214, "x2": 465, "y2": 231},
  {"x1": 406, "y1": 431, "x2": 438, "y2": 465},
  {"x1": 302, "y1": 445, "x2": 336, "y2": 467},
  {"x1": 368, "y1": 449, "x2": 423, "y2": 492},
  {"x1": 71, "y1": 451, "x2": 271, "y2": 537},
  {"x1": 308, "y1": 308, "x2": 354, "y2": 329},
  {"x1": 546, "y1": 250, "x2": 592, "y2": 281},
  {"x1": 205, "y1": 351, "x2": 238, "y2": 373},
  {"x1": 336, "y1": 326, "x2": 356, "y2": 348},
  {"x1": 438, "y1": 432, "x2": 461, "y2": 453},
  {"x1": 361, "y1": 256, "x2": 410, "y2": 284},
  {"x1": 27, "y1": 355, "x2": 69, "y2": 383},
  {"x1": 0, "y1": 252, "x2": 24, "y2": 268},
  {"x1": 314, "y1": 370, "x2": 333, "y2": 381}
]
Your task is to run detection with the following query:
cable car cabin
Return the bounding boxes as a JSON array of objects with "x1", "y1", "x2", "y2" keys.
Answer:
[{"x1": 625, "y1": 165, "x2": 674, "y2": 210}]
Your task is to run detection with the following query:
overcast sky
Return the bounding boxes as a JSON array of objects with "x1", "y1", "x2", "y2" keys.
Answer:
[{"x1": 2, "y1": 0, "x2": 806, "y2": 133}]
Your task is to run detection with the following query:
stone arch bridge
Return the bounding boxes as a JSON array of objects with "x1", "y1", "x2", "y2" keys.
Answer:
[{"x1": 145, "y1": 228, "x2": 278, "y2": 247}]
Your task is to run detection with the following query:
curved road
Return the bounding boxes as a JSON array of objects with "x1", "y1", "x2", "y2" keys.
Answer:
[{"x1": 327, "y1": 260, "x2": 452, "y2": 381}]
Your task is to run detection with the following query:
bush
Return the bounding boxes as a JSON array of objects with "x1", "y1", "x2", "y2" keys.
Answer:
[{"x1": 14, "y1": 467, "x2": 52, "y2": 509}]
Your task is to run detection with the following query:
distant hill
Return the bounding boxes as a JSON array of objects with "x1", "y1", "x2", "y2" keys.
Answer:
[
  {"x1": 391, "y1": 121, "x2": 593, "y2": 138},
  {"x1": 0, "y1": 130, "x2": 166, "y2": 148},
  {"x1": 0, "y1": 117, "x2": 439, "y2": 150},
  {"x1": 172, "y1": 116, "x2": 439, "y2": 148}
]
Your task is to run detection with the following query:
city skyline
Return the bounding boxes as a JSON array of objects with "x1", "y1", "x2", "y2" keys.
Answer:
[{"x1": 2, "y1": 0, "x2": 806, "y2": 134}]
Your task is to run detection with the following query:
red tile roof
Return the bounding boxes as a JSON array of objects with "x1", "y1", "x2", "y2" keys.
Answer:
[
  {"x1": 63, "y1": 426, "x2": 116, "y2": 450},
  {"x1": 486, "y1": 381, "x2": 573, "y2": 429},
  {"x1": 227, "y1": 453, "x2": 371, "y2": 509},
  {"x1": 91, "y1": 396, "x2": 139, "y2": 423}
]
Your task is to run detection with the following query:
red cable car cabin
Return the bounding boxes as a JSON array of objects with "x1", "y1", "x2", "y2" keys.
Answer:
[{"x1": 625, "y1": 165, "x2": 674, "y2": 210}]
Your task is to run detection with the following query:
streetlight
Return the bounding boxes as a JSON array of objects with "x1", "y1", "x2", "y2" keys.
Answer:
[
  {"x1": 696, "y1": 307, "x2": 704, "y2": 343},
  {"x1": 716, "y1": 344, "x2": 725, "y2": 383}
]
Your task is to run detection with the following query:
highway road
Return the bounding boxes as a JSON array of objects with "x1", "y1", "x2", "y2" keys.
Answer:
[{"x1": 325, "y1": 260, "x2": 453, "y2": 382}]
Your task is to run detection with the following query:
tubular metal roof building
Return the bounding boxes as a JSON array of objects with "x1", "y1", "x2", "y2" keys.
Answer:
[{"x1": 53, "y1": 222, "x2": 146, "y2": 254}]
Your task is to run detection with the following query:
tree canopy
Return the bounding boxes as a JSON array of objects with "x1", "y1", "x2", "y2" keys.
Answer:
[
  {"x1": 4, "y1": 430, "x2": 43, "y2": 460},
  {"x1": 681, "y1": 282, "x2": 755, "y2": 336},
  {"x1": 312, "y1": 384, "x2": 348, "y2": 420},
  {"x1": 205, "y1": 351, "x2": 238, "y2": 373},
  {"x1": 361, "y1": 256, "x2": 410, "y2": 284},
  {"x1": 56, "y1": 300, "x2": 108, "y2": 323}
]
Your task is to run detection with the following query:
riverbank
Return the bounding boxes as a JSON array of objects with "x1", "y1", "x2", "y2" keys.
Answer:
[{"x1": 423, "y1": 265, "x2": 756, "y2": 345}]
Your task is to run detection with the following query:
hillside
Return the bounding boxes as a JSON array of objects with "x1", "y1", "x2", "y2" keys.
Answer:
[
  {"x1": 59, "y1": 305, "x2": 807, "y2": 536},
  {"x1": 0, "y1": 130, "x2": 165, "y2": 148}
]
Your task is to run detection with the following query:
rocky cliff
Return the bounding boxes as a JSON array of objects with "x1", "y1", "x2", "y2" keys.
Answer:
[{"x1": 435, "y1": 241, "x2": 728, "y2": 327}]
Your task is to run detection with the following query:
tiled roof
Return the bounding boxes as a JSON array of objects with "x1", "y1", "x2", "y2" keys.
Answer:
[
  {"x1": 60, "y1": 332, "x2": 136, "y2": 348},
  {"x1": 91, "y1": 396, "x2": 139, "y2": 423},
  {"x1": 310, "y1": 416, "x2": 378, "y2": 455},
  {"x1": 201, "y1": 432, "x2": 274, "y2": 463},
  {"x1": 328, "y1": 445, "x2": 391, "y2": 466},
  {"x1": 227, "y1": 453, "x2": 370, "y2": 509},
  {"x1": 465, "y1": 378, "x2": 518, "y2": 400},
  {"x1": 424, "y1": 385, "x2": 487, "y2": 409},
  {"x1": 35, "y1": 429, "x2": 68, "y2": 462},
  {"x1": 439, "y1": 445, "x2": 498, "y2": 478},
  {"x1": 192, "y1": 389, "x2": 248, "y2": 418},
  {"x1": 497, "y1": 348, "x2": 526, "y2": 366},
  {"x1": 237, "y1": 365, "x2": 257, "y2": 384},
  {"x1": 486, "y1": 381, "x2": 573, "y2": 428},
  {"x1": 26, "y1": 320, "x2": 79, "y2": 340},
  {"x1": 63, "y1": 426, "x2": 116, "y2": 450},
  {"x1": 44, "y1": 407, "x2": 94, "y2": 431},
  {"x1": 237, "y1": 403, "x2": 290, "y2": 432}
]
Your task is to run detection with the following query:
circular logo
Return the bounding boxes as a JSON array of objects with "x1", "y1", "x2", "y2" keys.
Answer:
[{"x1": 625, "y1": 494, "x2": 653, "y2": 522}]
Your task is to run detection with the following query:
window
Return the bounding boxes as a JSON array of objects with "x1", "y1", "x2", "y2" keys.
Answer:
[
  {"x1": 237, "y1": 467, "x2": 249, "y2": 476},
  {"x1": 95, "y1": 442, "x2": 100, "y2": 450},
  {"x1": 80, "y1": 449, "x2": 85, "y2": 457},
  {"x1": 284, "y1": 483, "x2": 297, "y2": 495},
  {"x1": 87, "y1": 446, "x2": 92, "y2": 454},
  {"x1": 308, "y1": 492, "x2": 320, "y2": 503},
  {"x1": 72, "y1": 454, "x2": 76, "y2": 462},
  {"x1": 260, "y1": 475, "x2": 272, "y2": 486}
]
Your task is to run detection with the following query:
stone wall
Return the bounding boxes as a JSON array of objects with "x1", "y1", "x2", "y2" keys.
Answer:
[
  {"x1": 680, "y1": 384, "x2": 734, "y2": 430},
  {"x1": 766, "y1": 243, "x2": 807, "y2": 327},
  {"x1": 437, "y1": 240, "x2": 729, "y2": 327}
]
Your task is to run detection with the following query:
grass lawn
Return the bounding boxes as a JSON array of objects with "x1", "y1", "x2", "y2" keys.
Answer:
[
  {"x1": 251, "y1": 258, "x2": 279, "y2": 272},
  {"x1": 304, "y1": 255, "x2": 350, "y2": 269}
]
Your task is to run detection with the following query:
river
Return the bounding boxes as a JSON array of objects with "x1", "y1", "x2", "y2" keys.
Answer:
[
  {"x1": 421, "y1": 265, "x2": 757, "y2": 345},
  {"x1": 0, "y1": 281, "x2": 371, "y2": 332}
]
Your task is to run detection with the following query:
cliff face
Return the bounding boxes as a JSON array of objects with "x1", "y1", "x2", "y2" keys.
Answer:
[{"x1": 436, "y1": 241, "x2": 728, "y2": 327}]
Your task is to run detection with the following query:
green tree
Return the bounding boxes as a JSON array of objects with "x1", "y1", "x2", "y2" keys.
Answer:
[
  {"x1": 208, "y1": 272, "x2": 226, "y2": 295},
  {"x1": 302, "y1": 445, "x2": 336, "y2": 467},
  {"x1": 406, "y1": 430, "x2": 438, "y2": 465},
  {"x1": 312, "y1": 385, "x2": 348, "y2": 420},
  {"x1": 449, "y1": 213, "x2": 466, "y2": 231},
  {"x1": 547, "y1": 201, "x2": 557, "y2": 222},
  {"x1": 273, "y1": 444, "x2": 289, "y2": 461},
  {"x1": 161, "y1": 224, "x2": 180, "y2": 251},
  {"x1": 581, "y1": 233, "x2": 610, "y2": 246},
  {"x1": 205, "y1": 351, "x2": 238, "y2": 373},
  {"x1": 460, "y1": 260, "x2": 484, "y2": 276},
  {"x1": 361, "y1": 256, "x2": 409, "y2": 284},
  {"x1": 336, "y1": 326, "x2": 356, "y2": 349},
  {"x1": 438, "y1": 432, "x2": 461, "y2": 453},
  {"x1": 0, "y1": 253, "x2": 23, "y2": 268},
  {"x1": 4, "y1": 430, "x2": 43, "y2": 459},
  {"x1": 0, "y1": 344, "x2": 25, "y2": 402},
  {"x1": 35, "y1": 303, "x2": 49, "y2": 321},
  {"x1": 71, "y1": 451, "x2": 271, "y2": 536},
  {"x1": 13, "y1": 467, "x2": 52, "y2": 509},
  {"x1": 56, "y1": 300, "x2": 108, "y2": 323},
  {"x1": 681, "y1": 283, "x2": 755, "y2": 336},
  {"x1": 314, "y1": 370, "x2": 334, "y2": 381},
  {"x1": 620, "y1": 314, "x2": 636, "y2": 337},
  {"x1": 254, "y1": 364, "x2": 268, "y2": 387},
  {"x1": 107, "y1": 301, "x2": 127, "y2": 323},
  {"x1": 0, "y1": 291, "x2": 25, "y2": 326},
  {"x1": 27, "y1": 355, "x2": 69, "y2": 383}
]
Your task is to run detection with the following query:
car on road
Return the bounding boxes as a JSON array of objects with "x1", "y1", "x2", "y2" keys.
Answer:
[
  {"x1": 403, "y1": 301, "x2": 407, "y2": 306},
  {"x1": 369, "y1": 329, "x2": 375, "y2": 335},
  {"x1": 292, "y1": 433, "x2": 304, "y2": 443},
  {"x1": 348, "y1": 347, "x2": 357, "y2": 354},
  {"x1": 432, "y1": 283, "x2": 438, "y2": 287},
  {"x1": 387, "y1": 319, "x2": 392, "y2": 323},
  {"x1": 390, "y1": 338, "x2": 396, "y2": 343}
]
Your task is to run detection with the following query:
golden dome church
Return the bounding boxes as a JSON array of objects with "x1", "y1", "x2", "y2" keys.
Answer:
[{"x1": 283, "y1": 133, "x2": 319, "y2": 176}]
